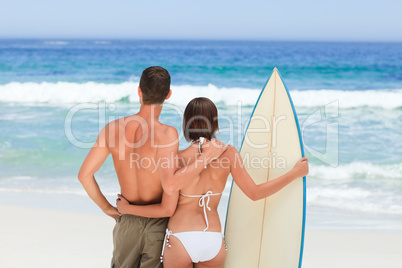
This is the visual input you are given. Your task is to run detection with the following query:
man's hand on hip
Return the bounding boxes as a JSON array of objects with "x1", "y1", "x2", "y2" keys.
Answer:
[{"x1": 103, "y1": 205, "x2": 122, "y2": 221}]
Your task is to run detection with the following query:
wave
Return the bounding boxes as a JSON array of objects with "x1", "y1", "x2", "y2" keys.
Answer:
[
  {"x1": 309, "y1": 162, "x2": 402, "y2": 181},
  {"x1": 94, "y1": 41, "x2": 112, "y2": 45},
  {"x1": 43, "y1": 41, "x2": 69, "y2": 45},
  {"x1": 307, "y1": 186, "x2": 402, "y2": 215},
  {"x1": 307, "y1": 161, "x2": 402, "y2": 215},
  {"x1": 0, "y1": 82, "x2": 402, "y2": 109}
]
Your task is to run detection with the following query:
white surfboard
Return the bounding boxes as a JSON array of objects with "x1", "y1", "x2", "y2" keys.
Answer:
[{"x1": 224, "y1": 68, "x2": 306, "y2": 268}]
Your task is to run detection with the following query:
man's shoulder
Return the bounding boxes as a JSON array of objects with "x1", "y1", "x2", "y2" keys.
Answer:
[
  {"x1": 156, "y1": 123, "x2": 178, "y2": 138},
  {"x1": 159, "y1": 123, "x2": 178, "y2": 135},
  {"x1": 100, "y1": 116, "x2": 132, "y2": 137},
  {"x1": 107, "y1": 114, "x2": 143, "y2": 129},
  {"x1": 154, "y1": 124, "x2": 179, "y2": 146}
]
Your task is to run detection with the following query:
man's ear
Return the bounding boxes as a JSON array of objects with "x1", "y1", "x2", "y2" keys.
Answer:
[
  {"x1": 165, "y1": 89, "x2": 172, "y2": 100},
  {"x1": 138, "y1": 87, "x2": 143, "y2": 105},
  {"x1": 138, "y1": 87, "x2": 142, "y2": 98}
]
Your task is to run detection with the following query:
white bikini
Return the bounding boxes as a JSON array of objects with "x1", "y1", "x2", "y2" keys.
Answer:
[{"x1": 160, "y1": 138, "x2": 226, "y2": 263}]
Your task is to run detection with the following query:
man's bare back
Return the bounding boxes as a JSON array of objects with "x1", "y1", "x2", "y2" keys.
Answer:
[{"x1": 107, "y1": 112, "x2": 176, "y2": 205}]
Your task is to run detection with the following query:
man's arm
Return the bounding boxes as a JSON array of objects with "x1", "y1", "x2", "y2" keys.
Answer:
[
  {"x1": 78, "y1": 125, "x2": 121, "y2": 220},
  {"x1": 157, "y1": 127, "x2": 227, "y2": 195},
  {"x1": 116, "y1": 191, "x2": 179, "y2": 218}
]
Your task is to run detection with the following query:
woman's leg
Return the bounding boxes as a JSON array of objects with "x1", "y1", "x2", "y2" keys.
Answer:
[
  {"x1": 163, "y1": 235, "x2": 194, "y2": 268},
  {"x1": 194, "y1": 241, "x2": 226, "y2": 268}
]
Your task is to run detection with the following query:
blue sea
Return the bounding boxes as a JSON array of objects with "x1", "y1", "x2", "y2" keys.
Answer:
[{"x1": 0, "y1": 40, "x2": 401, "y2": 230}]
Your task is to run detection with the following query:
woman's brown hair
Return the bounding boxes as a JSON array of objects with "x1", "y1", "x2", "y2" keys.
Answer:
[{"x1": 183, "y1": 97, "x2": 219, "y2": 142}]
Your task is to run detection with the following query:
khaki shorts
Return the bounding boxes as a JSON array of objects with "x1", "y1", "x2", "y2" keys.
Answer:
[{"x1": 111, "y1": 214, "x2": 168, "y2": 268}]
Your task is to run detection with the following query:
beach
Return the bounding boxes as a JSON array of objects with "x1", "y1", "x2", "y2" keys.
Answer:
[
  {"x1": 2, "y1": 198, "x2": 402, "y2": 268},
  {"x1": 1, "y1": 191, "x2": 402, "y2": 268},
  {"x1": 1, "y1": 40, "x2": 402, "y2": 267},
  {"x1": 0, "y1": 204, "x2": 114, "y2": 268}
]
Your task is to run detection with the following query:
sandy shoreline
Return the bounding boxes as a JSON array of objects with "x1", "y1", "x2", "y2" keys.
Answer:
[
  {"x1": 303, "y1": 230, "x2": 402, "y2": 268},
  {"x1": 1, "y1": 203, "x2": 402, "y2": 268},
  {"x1": 1, "y1": 205, "x2": 115, "y2": 268}
]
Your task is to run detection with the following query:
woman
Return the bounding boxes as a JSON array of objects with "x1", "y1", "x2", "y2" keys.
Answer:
[{"x1": 117, "y1": 97, "x2": 309, "y2": 268}]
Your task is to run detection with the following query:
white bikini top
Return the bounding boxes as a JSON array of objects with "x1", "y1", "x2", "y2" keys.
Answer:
[
  {"x1": 190, "y1": 136, "x2": 206, "y2": 155},
  {"x1": 179, "y1": 191, "x2": 222, "y2": 232},
  {"x1": 191, "y1": 137, "x2": 208, "y2": 169}
]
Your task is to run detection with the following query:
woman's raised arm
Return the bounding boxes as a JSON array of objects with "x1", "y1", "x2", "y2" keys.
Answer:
[{"x1": 227, "y1": 146, "x2": 308, "y2": 201}]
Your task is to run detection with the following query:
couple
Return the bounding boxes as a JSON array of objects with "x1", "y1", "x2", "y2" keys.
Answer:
[{"x1": 78, "y1": 66, "x2": 309, "y2": 268}]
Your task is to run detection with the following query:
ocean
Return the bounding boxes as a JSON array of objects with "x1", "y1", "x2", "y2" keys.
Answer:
[{"x1": 0, "y1": 40, "x2": 401, "y2": 230}]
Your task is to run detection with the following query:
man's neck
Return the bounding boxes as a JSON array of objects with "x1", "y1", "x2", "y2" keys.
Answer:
[{"x1": 137, "y1": 104, "x2": 163, "y2": 121}]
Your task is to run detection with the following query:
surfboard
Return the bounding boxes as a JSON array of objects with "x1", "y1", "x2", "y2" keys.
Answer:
[{"x1": 224, "y1": 68, "x2": 306, "y2": 268}]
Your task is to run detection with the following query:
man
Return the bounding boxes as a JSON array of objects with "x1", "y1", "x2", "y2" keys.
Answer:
[{"x1": 78, "y1": 66, "x2": 226, "y2": 267}]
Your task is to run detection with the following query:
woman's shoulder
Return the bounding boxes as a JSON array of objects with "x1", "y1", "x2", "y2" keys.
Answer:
[
  {"x1": 221, "y1": 144, "x2": 238, "y2": 158},
  {"x1": 207, "y1": 145, "x2": 238, "y2": 170}
]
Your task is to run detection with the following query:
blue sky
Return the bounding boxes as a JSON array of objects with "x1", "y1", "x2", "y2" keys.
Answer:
[{"x1": 0, "y1": 0, "x2": 401, "y2": 41}]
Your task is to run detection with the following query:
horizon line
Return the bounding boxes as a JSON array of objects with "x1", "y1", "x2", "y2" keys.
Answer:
[{"x1": 0, "y1": 37, "x2": 402, "y2": 44}]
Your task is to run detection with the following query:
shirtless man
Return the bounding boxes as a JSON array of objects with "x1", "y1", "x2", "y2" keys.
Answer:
[{"x1": 78, "y1": 66, "x2": 227, "y2": 268}]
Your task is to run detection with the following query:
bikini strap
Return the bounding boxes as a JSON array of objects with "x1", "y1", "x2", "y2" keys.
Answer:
[
  {"x1": 160, "y1": 228, "x2": 173, "y2": 262},
  {"x1": 179, "y1": 191, "x2": 222, "y2": 232},
  {"x1": 190, "y1": 137, "x2": 206, "y2": 155}
]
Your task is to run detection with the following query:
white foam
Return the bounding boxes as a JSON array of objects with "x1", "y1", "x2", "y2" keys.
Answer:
[
  {"x1": 309, "y1": 162, "x2": 402, "y2": 181},
  {"x1": 291, "y1": 89, "x2": 402, "y2": 109},
  {"x1": 307, "y1": 162, "x2": 402, "y2": 215},
  {"x1": 0, "y1": 81, "x2": 134, "y2": 104},
  {"x1": 0, "y1": 82, "x2": 401, "y2": 109},
  {"x1": 307, "y1": 186, "x2": 402, "y2": 215},
  {"x1": 94, "y1": 41, "x2": 111, "y2": 45},
  {"x1": 43, "y1": 41, "x2": 69, "y2": 45},
  {"x1": 169, "y1": 84, "x2": 260, "y2": 107}
]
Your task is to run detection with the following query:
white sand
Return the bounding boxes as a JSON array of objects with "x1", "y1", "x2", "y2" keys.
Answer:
[
  {"x1": 303, "y1": 230, "x2": 402, "y2": 268},
  {"x1": 0, "y1": 205, "x2": 115, "y2": 268},
  {"x1": 1, "y1": 204, "x2": 402, "y2": 268}
]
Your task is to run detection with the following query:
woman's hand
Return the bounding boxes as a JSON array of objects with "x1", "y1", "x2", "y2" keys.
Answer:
[
  {"x1": 116, "y1": 194, "x2": 129, "y2": 214},
  {"x1": 202, "y1": 138, "x2": 228, "y2": 162},
  {"x1": 293, "y1": 157, "x2": 309, "y2": 178}
]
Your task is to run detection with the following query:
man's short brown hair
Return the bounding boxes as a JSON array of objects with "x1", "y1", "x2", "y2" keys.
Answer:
[
  {"x1": 139, "y1": 66, "x2": 171, "y2": 105},
  {"x1": 183, "y1": 97, "x2": 219, "y2": 142}
]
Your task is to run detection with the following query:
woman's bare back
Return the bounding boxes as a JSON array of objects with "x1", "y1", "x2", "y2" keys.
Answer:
[{"x1": 167, "y1": 143, "x2": 233, "y2": 233}]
